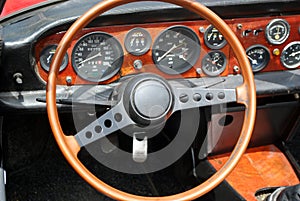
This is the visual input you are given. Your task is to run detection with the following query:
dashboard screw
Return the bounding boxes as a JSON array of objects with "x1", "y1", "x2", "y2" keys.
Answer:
[
  {"x1": 196, "y1": 68, "x2": 202, "y2": 75},
  {"x1": 199, "y1": 27, "x2": 206, "y2": 33},
  {"x1": 233, "y1": 66, "x2": 240, "y2": 73},
  {"x1": 133, "y1": 60, "x2": 143, "y2": 70},
  {"x1": 237, "y1": 24, "x2": 243, "y2": 30},
  {"x1": 66, "y1": 76, "x2": 72, "y2": 85}
]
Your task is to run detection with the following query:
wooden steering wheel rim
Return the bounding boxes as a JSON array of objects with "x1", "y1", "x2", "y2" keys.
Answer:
[{"x1": 46, "y1": 0, "x2": 256, "y2": 200}]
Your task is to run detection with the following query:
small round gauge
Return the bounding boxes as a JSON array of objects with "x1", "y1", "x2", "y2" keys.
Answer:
[
  {"x1": 265, "y1": 19, "x2": 290, "y2": 45},
  {"x1": 204, "y1": 25, "x2": 227, "y2": 49},
  {"x1": 246, "y1": 45, "x2": 270, "y2": 72},
  {"x1": 124, "y1": 28, "x2": 151, "y2": 56},
  {"x1": 202, "y1": 51, "x2": 227, "y2": 76},
  {"x1": 72, "y1": 32, "x2": 123, "y2": 82},
  {"x1": 280, "y1": 41, "x2": 300, "y2": 69},
  {"x1": 152, "y1": 26, "x2": 200, "y2": 74},
  {"x1": 40, "y1": 45, "x2": 68, "y2": 72}
]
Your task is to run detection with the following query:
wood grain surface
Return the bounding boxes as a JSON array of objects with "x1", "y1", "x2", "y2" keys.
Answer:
[
  {"x1": 35, "y1": 14, "x2": 300, "y2": 85},
  {"x1": 209, "y1": 145, "x2": 300, "y2": 201}
]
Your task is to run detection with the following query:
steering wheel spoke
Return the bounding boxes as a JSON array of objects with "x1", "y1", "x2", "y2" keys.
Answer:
[
  {"x1": 172, "y1": 85, "x2": 237, "y2": 112},
  {"x1": 74, "y1": 102, "x2": 134, "y2": 147},
  {"x1": 47, "y1": 0, "x2": 256, "y2": 200}
]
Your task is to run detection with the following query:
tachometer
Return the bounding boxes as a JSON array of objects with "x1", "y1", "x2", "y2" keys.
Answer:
[
  {"x1": 152, "y1": 26, "x2": 200, "y2": 74},
  {"x1": 281, "y1": 41, "x2": 300, "y2": 69},
  {"x1": 265, "y1": 19, "x2": 290, "y2": 45},
  {"x1": 246, "y1": 45, "x2": 270, "y2": 72},
  {"x1": 72, "y1": 32, "x2": 123, "y2": 82},
  {"x1": 201, "y1": 51, "x2": 226, "y2": 76},
  {"x1": 204, "y1": 25, "x2": 227, "y2": 49}
]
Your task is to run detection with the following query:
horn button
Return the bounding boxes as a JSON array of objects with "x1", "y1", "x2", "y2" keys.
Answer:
[{"x1": 130, "y1": 79, "x2": 172, "y2": 122}]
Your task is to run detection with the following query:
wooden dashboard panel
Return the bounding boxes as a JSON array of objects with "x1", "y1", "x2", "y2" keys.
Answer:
[
  {"x1": 34, "y1": 14, "x2": 300, "y2": 85},
  {"x1": 209, "y1": 145, "x2": 300, "y2": 201}
]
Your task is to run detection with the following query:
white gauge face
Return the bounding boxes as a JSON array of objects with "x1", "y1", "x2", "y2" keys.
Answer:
[
  {"x1": 281, "y1": 41, "x2": 300, "y2": 69},
  {"x1": 265, "y1": 19, "x2": 290, "y2": 45}
]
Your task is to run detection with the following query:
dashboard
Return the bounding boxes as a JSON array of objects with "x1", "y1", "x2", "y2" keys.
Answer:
[{"x1": 35, "y1": 14, "x2": 300, "y2": 85}]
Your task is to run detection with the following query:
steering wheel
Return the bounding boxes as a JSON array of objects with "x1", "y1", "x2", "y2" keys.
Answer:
[{"x1": 46, "y1": 0, "x2": 256, "y2": 200}]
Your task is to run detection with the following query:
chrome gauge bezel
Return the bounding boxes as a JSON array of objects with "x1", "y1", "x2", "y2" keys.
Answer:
[
  {"x1": 280, "y1": 41, "x2": 300, "y2": 69},
  {"x1": 71, "y1": 32, "x2": 123, "y2": 82},
  {"x1": 152, "y1": 25, "x2": 201, "y2": 75},
  {"x1": 124, "y1": 27, "x2": 152, "y2": 56},
  {"x1": 265, "y1": 19, "x2": 290, "y2": 45},
  {"x1": 204, "y1": 25, "x2": 227, "y2": 50},
  {"x1": 201, "y1": 51, "x2": 227, "y2": 76},
  {"x1": 40, "y1": 45, "x2": 69, "y2": 72},
  {"x1": 246, "y1": 44, "x2": 270, "y2": 72}
]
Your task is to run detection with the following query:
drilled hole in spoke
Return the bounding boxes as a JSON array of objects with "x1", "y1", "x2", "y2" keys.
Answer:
[
  {"x1": 104, "y1": 119, "x2": 112, "y2": 128},
  {"x1": 85, "y1": 131, "x2": 93, "y2": 139},
  {"x1": 95, "y1": 125, "x2": 102, "y2": 133},
  {"x1": 114, "y1": 113, "x2": 122, "y2": 122}
]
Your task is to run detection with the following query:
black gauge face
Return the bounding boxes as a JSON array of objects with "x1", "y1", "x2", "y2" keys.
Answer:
[
  {"x1": 266, "y1": 19, "x2": 290, "y2": 45},
  {"x1": 281, "y1": 41, "x2": 300, "y2": 69},
  {"x1": 40, "y1": 45, "x2": 68, "y2": 72},
  {"x1": 246, "y1": 45, "x2": 270, "y2": 72},
  {"x1": 152, "y1": 26, "x2": 201, "y2": 74},
  {"x1": 125, "y1": 28, "x2": 151, "y2": 56},
  {"x1": 202, "y1": 51, "x2": 226, "y2": 76},
  {"x1": 204, "y1": 25, "x2": 227, "y2": 49},
  {"x1": 72, "y1": 32, "x2": 123, "y2": 82}
]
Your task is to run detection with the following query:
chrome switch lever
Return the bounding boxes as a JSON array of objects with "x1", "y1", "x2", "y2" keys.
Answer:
[{"x1": 132, "y1": 133, "x2": 148, "y2": 163}]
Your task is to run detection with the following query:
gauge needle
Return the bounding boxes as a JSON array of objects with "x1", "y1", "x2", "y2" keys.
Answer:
[
  {"x1": 46, "y1": 54, "x2": 53, "y2": 64},
  {"x1": 289, "y1": 51, "x2": 300, "y2": 57},
  {"x1": 157, "y1": 41, "x2": 185, "y2": 62},
  {"x1": 247, "y1": 56, "x2": 257, "y2": 65},
  {"x1": 78, "y1": 52, "x2": 102, "y2": 65}
]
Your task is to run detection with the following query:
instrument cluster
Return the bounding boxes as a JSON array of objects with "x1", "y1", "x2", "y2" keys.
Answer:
[{"x1": 35, "y1": 15, "x2": 300, "y2": 85}]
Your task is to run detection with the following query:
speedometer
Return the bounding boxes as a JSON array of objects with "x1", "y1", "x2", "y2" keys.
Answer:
[
  {"x1": 72, "y1": 32, "x2": 123, "y2": 82},
  {"x1": 152, "y1": 26, "x2": 200, "y2": 74}
]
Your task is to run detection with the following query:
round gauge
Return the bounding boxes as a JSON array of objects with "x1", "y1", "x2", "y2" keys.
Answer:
[
  {"x1": 202, "y1": 51, "x2": 227, "y2": 76},
  {"x1": 246, "y1": 45, "x2": 270, "y2": 72},
  {"x1": 40, "y1": 45, "x2": 68, "y2": 72},
  {"x1": 204, "y1": 25, "x2": 227, "y2": 49},
  {"x1": 152, "y1": 26, "x2": 200, "y2": 74},
  {"x1": 124, "y1": 28, "x2": 151, "y2": 56},
  {"x1": 280, "y1": 41, "x2": 300, "y2": 69},
  {"x1": 72, "y1": 32, "x2": 123, "y2": 82},
  {"x1": 265, "y1": 19, "x2": 290, "y2": 45}
]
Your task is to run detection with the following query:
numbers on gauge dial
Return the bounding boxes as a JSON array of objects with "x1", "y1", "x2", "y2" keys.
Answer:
[
  {"x1": 201, "y1": 51, "x2": 227, "y2": 76},
  {"x1": 125, "y1": 28, "x2": 151, "y2": 56},
  {"x1": 152, "y1": 26, "x2": 201, "y2": 74},
  {"x1": 72, "y1": 32, "x2": 123, "y2": 82},
  {"x1": 281, "y1": 41, "x2": 300, "y2": 69},
  {"x1": 265, "y1": 19, "x2": 290, "y2": 45},
  {"x1": 204, "y1": 25, "x2": 227, "y2": 49},
  {"x1": 40, "y1": 45, "x2": 68, "y2": 72},
  {"x1": 246, "y1": 45, "x2": 270, "y2": 72}
]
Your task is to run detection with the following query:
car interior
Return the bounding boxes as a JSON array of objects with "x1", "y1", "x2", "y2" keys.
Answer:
[{"x1": 0, "y1": 0, "x2": 299, "y2": 200}]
